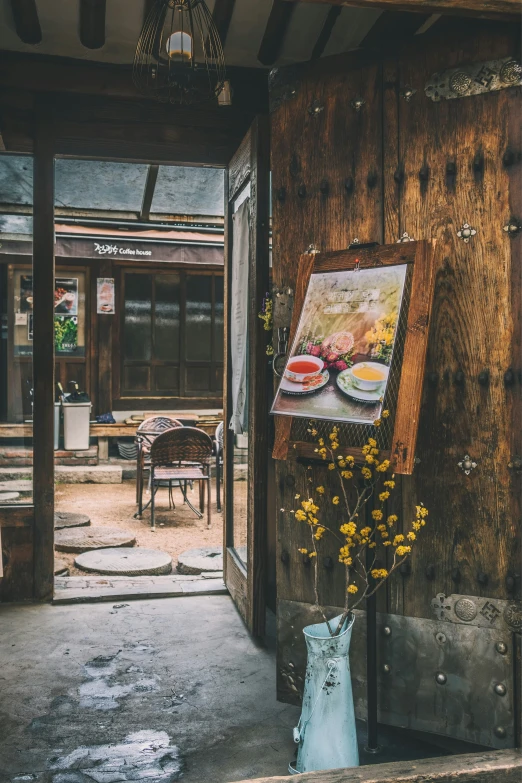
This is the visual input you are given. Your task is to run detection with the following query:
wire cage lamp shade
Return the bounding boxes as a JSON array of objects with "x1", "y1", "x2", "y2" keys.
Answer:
[{"x1": 133, "y1": 0, "x2": 227, "y2": 105}]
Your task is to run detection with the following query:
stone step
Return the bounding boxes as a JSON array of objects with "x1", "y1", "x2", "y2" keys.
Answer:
[
  {"x1": 0, "y1": 480, "x2": 33, "y2": 493},
  {"x1": 0, "y1": 465, "x2": 122, "y2": 484},
  {"x1": 53, "y1": 574, "x2": 227, "y2": 603}
]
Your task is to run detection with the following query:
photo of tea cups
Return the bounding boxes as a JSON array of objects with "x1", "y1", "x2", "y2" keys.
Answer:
[
  {"x1": 349, "y1": 362, "x2": 389, "y2": 391},
  {"x1": 284, "y1": 354, "x2": 324, "y2": 383}
]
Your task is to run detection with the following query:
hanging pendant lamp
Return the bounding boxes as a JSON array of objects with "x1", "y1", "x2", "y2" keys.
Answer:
[{"x1": 133, "y1": 0, "x2": 226, "y2": 105}]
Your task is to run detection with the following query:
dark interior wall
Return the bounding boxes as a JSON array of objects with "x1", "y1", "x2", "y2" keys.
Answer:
[{"x1": 270, "y1": 21, "x2": 520, "y2": 705}]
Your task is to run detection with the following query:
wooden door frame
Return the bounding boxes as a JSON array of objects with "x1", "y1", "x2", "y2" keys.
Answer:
[
  {"x1": 223, "y1": 116, "x2": 270, "y2": 637},
  {"x1": 1, "y1": 100, "x2": 266, "y2": 605},
  {"x1": 32, "y1": 102, "x2": 55, "y2": 601}
]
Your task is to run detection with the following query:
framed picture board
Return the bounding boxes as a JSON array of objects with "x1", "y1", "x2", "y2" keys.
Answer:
[{"x1": 271, "y1": 240, "x2": 436, "y2": 474}]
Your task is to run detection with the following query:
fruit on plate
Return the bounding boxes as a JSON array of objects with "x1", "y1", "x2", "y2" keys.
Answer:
[{"x1": 321, "y1": 331, "x2": 355, "y2": 358}]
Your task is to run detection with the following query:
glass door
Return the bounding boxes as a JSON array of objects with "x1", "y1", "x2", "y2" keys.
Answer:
[{"x1": 223, "y1": 117, "x2": 270, "y2": 636}]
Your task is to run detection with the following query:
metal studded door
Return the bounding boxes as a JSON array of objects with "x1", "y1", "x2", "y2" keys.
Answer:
[{"x1": 270, "y1": 21, "x2": 521, "y2": 748}]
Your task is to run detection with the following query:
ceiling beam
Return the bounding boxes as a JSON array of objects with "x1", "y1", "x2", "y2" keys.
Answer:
[
  {"x1": 211, "y1": 0, "x2": 236, "y2": 48},
  {"x1": 0, "y1": 54, "x2": 269, "y2": 114},
  {"x1": 80, "y1": 0, "x2": 107, "y2": 49},
  {"x1": 360, "y1": 9, "x2": 432, "y2": 49},
  {"x1": 9, "y1": 0, "x2": 42, "y2": 44},
  {"x1": 258, "y1": 0, "x2": 297, "y2": 66},
  {"x1": 140, "y1": 164, "x2": 160, "y2": 221},
  {"x1": 0, "y1": 203, "x2": 224, "y2": 226},
  {"x1": 283, "y1": 0, "x2": 520, "y2": 21},
  {"x1": 310, "y1": 5, "x2": 342, "y2": 60}
]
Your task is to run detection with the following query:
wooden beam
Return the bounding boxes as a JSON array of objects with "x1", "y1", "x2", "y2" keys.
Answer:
[
  {"x1": 0, "y1": 54, "x2": 269, "y2": 114},
  {"x1": 283, "y1": 0, "x2": 520, "y2": 21},
  {"x1": 232, "y1": 749, "x2": 522, "y2": 783},
  {"x1": 211, "y1": 0, "x2": 236, "y2": 47},
  {"x1": 310, "y1": 5, "x2": 342, "y2": 60},
  {"x1": 360, "y1": 9, "x2": 432, "y2": 48},
  {"x1": 79, "y1": 0, "x2": 107, "y2": 49},
  {"x1": 9, "y1": 0, "x2": 42, "y2": 44},
  {"x1": 258, "y1": 0, "x2": 297, "y2": 66},
  {"x1": 140, "y1": 164, "x2": 159, "y2": 220},
  {"x1": 32, "y1": 98, "x2": 55, "y2": 603}
]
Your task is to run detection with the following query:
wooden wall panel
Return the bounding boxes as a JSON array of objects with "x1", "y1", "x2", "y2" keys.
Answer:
[
  {"x1": 271, "y1": 57, "x2": 386, "y2": 617},
  {"x1": 391, "y1": 25, "x2": 521, "y2": 616},
  {"x1": 271, "y1": 23, "x2": 520, "y2": 704}
]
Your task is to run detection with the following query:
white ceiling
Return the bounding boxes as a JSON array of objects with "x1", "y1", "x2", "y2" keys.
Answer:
[{"x1": 0, "y1": 0, "x2": 381, "y2": 68}]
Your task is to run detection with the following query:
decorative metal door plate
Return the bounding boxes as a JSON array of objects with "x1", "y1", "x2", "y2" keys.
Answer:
[
  {"x1": 278, "y1": 599, "x2": 515, "y2": 750},
  {"x1": 432, "y1": 592, "x2": 522, "y2": 634},
  {"x1": 272, "y1": 286, "x2": 294, "y2": 332},
  {"x1": 425, "y1": 57, "x2": 522, "y2": 102}
]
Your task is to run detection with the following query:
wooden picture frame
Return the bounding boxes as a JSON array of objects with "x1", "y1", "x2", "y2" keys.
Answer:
[{"x1": 272, "y1": 240, "x2": 436, "y2": 474}]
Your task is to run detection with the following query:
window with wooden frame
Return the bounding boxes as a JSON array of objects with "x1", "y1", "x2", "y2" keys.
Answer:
[{"x1": 118, "y1": 268, "x2": 224, "y2": 401}]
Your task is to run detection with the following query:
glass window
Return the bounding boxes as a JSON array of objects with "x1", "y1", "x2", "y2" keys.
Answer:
[
  {"x1": 155, "y1": 273, "x2": 181, "y2": 362},
  {"x1": 121, "y1": 271, "x2": 223, "y2": 399},
  {"x1": 186, "y1": 275, "x2": 212, "y2": 361},
  {"x1": 124, "y1": 274, "x2": 152, "y2": 362}
]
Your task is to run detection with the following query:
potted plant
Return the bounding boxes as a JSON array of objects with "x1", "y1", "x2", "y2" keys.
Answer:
[{"x1": 287, "y1": 413, "x2": 428, "y2": 774}]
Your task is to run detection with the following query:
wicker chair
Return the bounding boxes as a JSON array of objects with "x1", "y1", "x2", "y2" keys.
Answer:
[
  {"x1": 149, "y1": 427, "x2": 213, "y2": 530},
  {"x1": 213, "y1": 421, "x2": 224, "y2": 512},
  {"x1": 135, "y1": 416, "x2": 183, "y2": 518}
]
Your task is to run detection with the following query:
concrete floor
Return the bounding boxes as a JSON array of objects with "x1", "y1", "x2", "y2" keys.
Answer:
[{"x1": 0, "y1": 595, "x2": 300, "y2": 783}]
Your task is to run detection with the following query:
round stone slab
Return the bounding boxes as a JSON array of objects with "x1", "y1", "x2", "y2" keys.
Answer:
[
  {"x1": 0, "y1": 491, "x2": 21, "y2": 503},
  {"x1": 55, "y1": 526, "x2": 136, "y2": 553},
  {"x1": 177, "y1": 546, "x2": 223, "y2": 575},
  {"x1": 75, "y1": 548, "x2": 172, "y2": 576},
  {"x1": 55, "y1": 511, "x2": 91, "y2": 530},
  {"x1": 54, "y1": 558, "x2": 70, "y2": 576}
]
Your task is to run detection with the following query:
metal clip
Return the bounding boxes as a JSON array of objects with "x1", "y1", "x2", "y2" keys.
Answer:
[{"x1": 273, "y1": 326, "x2": 290, "y2": 378}]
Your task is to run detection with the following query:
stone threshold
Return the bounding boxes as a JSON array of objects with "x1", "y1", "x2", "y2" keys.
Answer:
[{"x1": 53, "y1": 573, "x2": 227, "y2": 604}]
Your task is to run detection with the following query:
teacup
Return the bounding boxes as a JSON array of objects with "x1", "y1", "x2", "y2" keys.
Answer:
[
  {"x1": 350, "y1": 362, "x2": 388, "y2": 391},
  {"x1": 284, "y1": 355, "x2": 324, "y2": 383}
]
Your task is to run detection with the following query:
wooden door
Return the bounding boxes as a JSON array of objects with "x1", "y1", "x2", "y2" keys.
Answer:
[
  {"x1": 270, "y1": 23, "x2": 520, "y2": 748},
  {"x1": 223, "y1": 116, "x2": 270, "y2": 636}
]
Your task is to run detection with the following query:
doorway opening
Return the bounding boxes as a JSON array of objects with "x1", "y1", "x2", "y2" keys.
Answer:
[{"x1": 0, "y1": 154, "x2": 232, "y2": 599}]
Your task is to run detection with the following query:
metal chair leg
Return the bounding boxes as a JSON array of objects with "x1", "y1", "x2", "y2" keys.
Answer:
[
  {"x1": 151, "y1": 468, "x2": 156, "y2": 530},
  {"x1": 216, "y1": 454, "x2": 221, "y2": 512},
  {"x1": 199, "y1": 480, "x2": 205, "y2": 512},
  {"x1": 207, "y1": 476, "x2": 211, "y2": 529}
]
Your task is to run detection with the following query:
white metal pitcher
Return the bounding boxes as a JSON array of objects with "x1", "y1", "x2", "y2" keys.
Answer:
[{"x1": 290, "y1": 613, "x2": 359, "y2": 774}]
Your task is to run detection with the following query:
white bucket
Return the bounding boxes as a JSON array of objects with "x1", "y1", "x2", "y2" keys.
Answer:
[{"x1": 62, "y1": 402, "x2": 92, "y2": 451}]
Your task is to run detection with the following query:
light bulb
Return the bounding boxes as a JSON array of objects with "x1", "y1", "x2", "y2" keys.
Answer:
[{"x1": 166, "y1": 31, "x2": 193, "y2": 61}]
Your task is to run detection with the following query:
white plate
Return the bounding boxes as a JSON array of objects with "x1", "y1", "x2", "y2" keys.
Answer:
[
  {"x1": 336, "y1": 369, "x2": 384, "y2": 403},
  {"x1": 280, "y1": 370, "x2": 329, "y2": 396}
]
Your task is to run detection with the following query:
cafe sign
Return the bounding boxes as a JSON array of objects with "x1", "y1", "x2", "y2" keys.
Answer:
[{"x1": 94, "y1": 242, "x2": 152, "y2": 257}]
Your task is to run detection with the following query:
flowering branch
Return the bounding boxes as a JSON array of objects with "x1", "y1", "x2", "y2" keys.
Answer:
[{"x1": 289, "y1": 413, "x2": 429, "y2": 637}]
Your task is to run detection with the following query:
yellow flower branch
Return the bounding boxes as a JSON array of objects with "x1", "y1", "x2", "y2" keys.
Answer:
[{"x1": 289, "y1": 415, "x2": 429, "y2": 636}]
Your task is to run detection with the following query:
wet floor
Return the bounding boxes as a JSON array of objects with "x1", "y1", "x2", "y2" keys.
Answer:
[{"x1": 0, "y1": 595, "x2": 300, "y2": 783}]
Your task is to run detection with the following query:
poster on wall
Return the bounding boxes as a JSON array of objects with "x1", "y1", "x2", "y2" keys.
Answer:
[
  {"x1": 96, "y1": 277, "x2": 115, "y2": 314},
  {"x1": 54, "y1": 278, "x2": 79, "y2": 315},
  {"x1": 19, "y1": 274, "x2": 33, "y2": 312},
  {"x1": 18, "y1": 276, "x2": 79, "y2": 315},
  {"x1": 271, "y1": 264, "x2": 407, "y2": 424},
  {"x1": 15, "y1": 275, "x2": 83, "y2": 356},
  {"x1": 271, "y1": 241, "x2": 437, "y2": 474},
  {"x1": 54, "y1": 316, "x2": 79, "y2": 354}
]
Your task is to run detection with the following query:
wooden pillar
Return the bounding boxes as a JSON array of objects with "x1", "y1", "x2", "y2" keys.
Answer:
[
  {"x1": 32, "y1": 102, "x2": 55, "y2": 602},
  {"x1": 97, "y1": 259, "x2": 113, "y2": 415}
]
